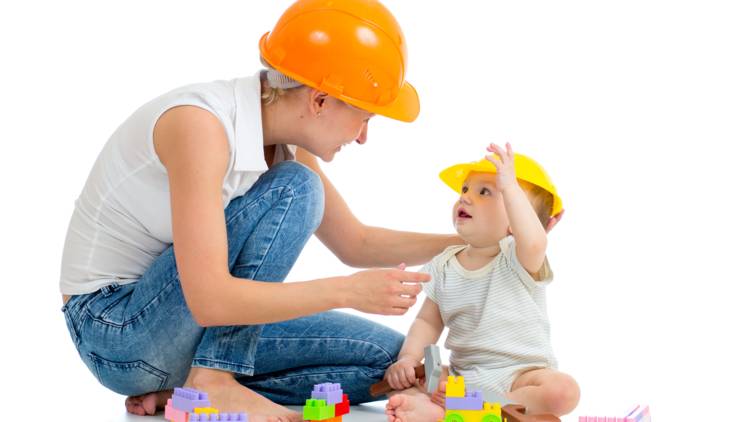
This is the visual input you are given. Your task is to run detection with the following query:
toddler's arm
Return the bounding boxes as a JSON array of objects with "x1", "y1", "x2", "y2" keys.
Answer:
[
  {"x1": 385, "y1": 298, "x2": 444, "y2": 389},
  {"x1": 487, "y1": 143, "x2": 548, "y2": 274}
]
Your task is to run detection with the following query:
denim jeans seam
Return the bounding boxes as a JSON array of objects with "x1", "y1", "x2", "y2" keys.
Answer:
[
  {"x1": 258, "y1": 337, "x2": 397, "y2": 367},
  {"x1": 88, "y1": 352, "x2": 169, "y2": 392},
  {"x1": 122, "y1": 274, "x2": 179, "y2": 326},
  {"x1": 191, "y1": 358, "x2": 255, "y2": 374},
  {"x1": 250, "y1": 195, "x2": 294, "y2": 279},
  {"x1": 83, "y1": 274, "x2": 179, "y2": 328},
  {"x1": 225, "y1": 186, "x2": 288, "y2": 226}
]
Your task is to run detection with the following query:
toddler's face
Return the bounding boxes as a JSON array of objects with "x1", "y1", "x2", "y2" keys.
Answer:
[{"x1": 452, "y1": 172, "x2": 511, "y2": 247}]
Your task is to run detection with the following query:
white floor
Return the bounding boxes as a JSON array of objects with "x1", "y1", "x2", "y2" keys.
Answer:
[{"x1": 114, "y1": 402, "x2": 388, "y2": 422}]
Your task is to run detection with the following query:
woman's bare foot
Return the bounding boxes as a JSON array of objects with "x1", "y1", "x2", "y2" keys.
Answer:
[
  {"x1": 386, "y1": 393, "x2": 445, "y2": 422},
  {"x1": 185, "y1": 367, "x2": 302, "y2": 422},
  {"x1": 125, "y1": 390, "x2": 173, "y2": 416}
]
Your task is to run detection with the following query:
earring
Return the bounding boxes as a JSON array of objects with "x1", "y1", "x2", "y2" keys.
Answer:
[{"x1": 316, "y1": 112, "x2": 321, "y2": 117}]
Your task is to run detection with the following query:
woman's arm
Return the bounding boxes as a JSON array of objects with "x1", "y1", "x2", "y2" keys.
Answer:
[
  {"x1": 154, "y1": 106, "x2": 427, "y2": 327},
  {"x1": 296, "y1": 149, "x2": 463, "y2": 268}
]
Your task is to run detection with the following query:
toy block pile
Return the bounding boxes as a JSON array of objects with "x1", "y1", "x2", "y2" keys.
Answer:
[
  {"x1": 442, "y1": 376, "x2": 505, "y2": 422},
  {"x1": 578, "y1": 404, "x2": 651, "y2": 422},
  {"x1": 303, "y1": 382, "x2": 350, "y2": 422},
  {"x1": 165, "y1": 387, "x2": 248, "y2": 422}
]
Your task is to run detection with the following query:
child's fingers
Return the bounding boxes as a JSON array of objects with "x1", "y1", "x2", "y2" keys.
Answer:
[
  {"x1": 485, "y1": 154, "x2": 502, "y2": 170},
  {"x1": 398, "y1": 368, "x2": 410, "y2": 389},
  {"x1": 407, "y1": 368, "x2": 417, "y2": 385}
]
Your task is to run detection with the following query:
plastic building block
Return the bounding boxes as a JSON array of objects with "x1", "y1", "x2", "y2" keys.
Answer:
[
  {"x1": 303, "y1": 398, "x2": 335, "y2": 421},
  {"x1": 318, "y1": 417, "x2": 342, "y2": 422},
  {"x1": 446, "y1": 376, "x2": 466, "y2": 398},
  {"x1": 188, "y1": 413, "x2": 248, "y2": 421},
  {"x1": 625, "y1": 405, "x2": 650, "y2": 422},
  {"x1": 165, "y1": 399, "x2": 189, "y2": 422},
  {"x1": 578, "y1": 405, "x2": 650, "y2": 422},
  {"x1": 445, "y1": 390, "x2": 484, "y2": 410},
  {"x1": 172, "y1": 387, "x2": 211, "y2": 412},
  {"x1": 443, "y1": 403, "x2": 503, "y2": 422},
  {"x1": 311, "y1": 382, "x2": 343, "y2": 405},
  {"x1": 194, "y1": 407, "x2": 219, "y2": 415},
  {"x1": 334, "y1": 393, "x2": 350, "y2": 416}
]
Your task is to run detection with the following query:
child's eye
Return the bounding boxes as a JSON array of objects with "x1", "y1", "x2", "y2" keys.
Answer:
[
  {"x1": 461, "y1": 186, "x2": 468, "y2": 193},
  {"x1": 481, "y1": 187, "x2": 491, "y2": 195}
]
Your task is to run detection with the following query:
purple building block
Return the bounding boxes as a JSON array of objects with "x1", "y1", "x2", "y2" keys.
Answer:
[
  {"x1": 445, "y1": 390, "x2": 484, "y2": 410},
  {"x1": 188, "y1": 413, "x2": 249, "y2": 421},
  {"x1": 172, "y1": 387, "x2": 211, "y2": 412},
  {"x1": 311, "y1": 382, "x2": 343, "y2": 405}
]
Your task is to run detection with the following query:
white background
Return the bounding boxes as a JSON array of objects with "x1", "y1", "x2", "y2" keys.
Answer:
[{"x1": 2, "y1": 1, "x2": 749, "y2": 421}]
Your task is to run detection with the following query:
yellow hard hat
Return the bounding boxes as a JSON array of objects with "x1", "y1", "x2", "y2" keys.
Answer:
[
  {"x1": 439, "y1": 153, "x2": 563, "y2": 216},
  {"x1": 259, "y1": 0, "x2": 420, "y2": 122}
]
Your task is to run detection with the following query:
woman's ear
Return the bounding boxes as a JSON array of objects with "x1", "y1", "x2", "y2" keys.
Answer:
[{"x1": 309, "y1": 89, "x2": 329, "y2": 117}]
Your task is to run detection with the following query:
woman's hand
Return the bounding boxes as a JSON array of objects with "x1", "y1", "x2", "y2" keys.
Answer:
[
  {"x1": 385, "y1": 355, "x2": 421, "y2": 390},
  {"x1": 344, "y1": 267, "x2": 429, "y2": 315}
]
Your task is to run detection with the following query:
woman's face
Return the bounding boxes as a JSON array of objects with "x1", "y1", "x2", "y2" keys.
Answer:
[{"x1": 303, "y1": 92, "x2": 375, "y2": 162}]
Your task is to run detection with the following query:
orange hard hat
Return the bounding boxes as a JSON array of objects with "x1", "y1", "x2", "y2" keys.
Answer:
[{"x1": 259, "y1": 0, "x2": 420, "y2": 122}]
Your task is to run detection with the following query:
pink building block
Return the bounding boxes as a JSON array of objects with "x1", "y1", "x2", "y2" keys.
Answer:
[
  {"x1": 165, "y1": 398, "x2": 189, "y2": 422},
  {"x1": 578, "y1": 404, "x2": 650, "y2": 422}
]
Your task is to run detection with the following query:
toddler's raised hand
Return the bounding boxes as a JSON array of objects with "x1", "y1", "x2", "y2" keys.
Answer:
[{"x1": 485, "y1": 142, "x2": 519, "y2": 193}]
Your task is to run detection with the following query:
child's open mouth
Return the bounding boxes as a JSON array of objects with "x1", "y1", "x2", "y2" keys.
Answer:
[{"x1": 457, "y1": 208, "x2": 472, "y2": 219}]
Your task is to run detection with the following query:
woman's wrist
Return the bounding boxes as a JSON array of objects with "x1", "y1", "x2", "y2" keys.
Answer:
[{"x1": 321, "y1": 275, "x2": 350, "y2": 309}]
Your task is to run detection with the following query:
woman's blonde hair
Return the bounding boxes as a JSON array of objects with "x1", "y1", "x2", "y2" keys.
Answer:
[{"x1": 260, "y1": 80, "x2": 302, "y2": 106}]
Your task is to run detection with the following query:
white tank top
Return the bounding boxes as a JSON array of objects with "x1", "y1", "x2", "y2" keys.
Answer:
[{"x1": 59, "y1": 71, "x2": 296, "y2": 295}]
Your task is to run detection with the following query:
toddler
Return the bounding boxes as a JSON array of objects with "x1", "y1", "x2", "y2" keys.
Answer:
[{"x1": 384, "y1": 143, "x2": 579, "y2": 422}]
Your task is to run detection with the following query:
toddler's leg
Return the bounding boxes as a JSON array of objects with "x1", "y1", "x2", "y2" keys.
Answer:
[{"x1": 506, "y1": 368, "x2": 580, "y2": 416}]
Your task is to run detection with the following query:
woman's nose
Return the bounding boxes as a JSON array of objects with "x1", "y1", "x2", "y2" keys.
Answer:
[{"x1": 355, "y1": 122, "x2": 368, "y2": 144}]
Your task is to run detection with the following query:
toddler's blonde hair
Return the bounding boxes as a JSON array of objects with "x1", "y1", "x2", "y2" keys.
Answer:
[{"x1": 518, "y1": 180, "x2": 554, "y2": 228}]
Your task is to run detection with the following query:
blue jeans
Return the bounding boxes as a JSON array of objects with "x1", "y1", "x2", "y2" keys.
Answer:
[{"x1": 61, "y1": 161, "x2": 404, "y2": 405}]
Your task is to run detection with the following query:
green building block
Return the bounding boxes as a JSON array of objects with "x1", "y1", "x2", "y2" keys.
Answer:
[{"x1": 303, "y1": 398, "x2": 335, "y2": 420}]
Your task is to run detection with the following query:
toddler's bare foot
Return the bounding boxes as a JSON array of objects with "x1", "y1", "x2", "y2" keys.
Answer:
[
  {"x1": 386, "y1": 393, "x2": 445, "y2": 422},
  {"x1": 125, "y1": 390, "x2": 173, "y2": 416},
  {"x1": 185, "y1": 368, "x2": 302, "y2": 422}
]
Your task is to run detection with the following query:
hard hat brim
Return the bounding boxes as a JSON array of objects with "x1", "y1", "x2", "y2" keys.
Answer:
[
  {"x1": 439, "y1": 158, "x2": 564, "y2": 217},
  {"x1": 343, "y1": 80, "x2": 420, "y2": 123}
]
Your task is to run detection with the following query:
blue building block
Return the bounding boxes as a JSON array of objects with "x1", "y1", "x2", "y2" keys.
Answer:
[
  {"x1": 172, "y1": 387, "x2": 211, "y2": 412},
  {"x1": 311, "y1": 382, "x2": 343, "y2": 405},
  {"x1": 445, "y1": 390, "x2": 484, "y2": 410}
]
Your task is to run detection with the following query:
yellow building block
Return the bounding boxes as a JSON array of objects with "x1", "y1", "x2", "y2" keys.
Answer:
[
  {"x1": 194, "y1": 407, "x2": 219, "y2": 415},
  {"x1": 442, "y1": 408, "x2": 504, "y2": 422},
  {"x1": 445, "y1": 376, "x2": 466, "y2": 398},
  {"x1": 483, "y1": 402, "x2": 502, "y2": 413}
]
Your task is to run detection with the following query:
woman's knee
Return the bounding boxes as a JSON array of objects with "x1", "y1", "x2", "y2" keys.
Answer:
[{"x1": 264, "y1": 161, "x2": 324, "y2": 231}]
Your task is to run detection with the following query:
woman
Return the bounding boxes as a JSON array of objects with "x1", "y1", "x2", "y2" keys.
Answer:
[{"x1": 59, "y1": 1, "x2": 462, "y2": 421}]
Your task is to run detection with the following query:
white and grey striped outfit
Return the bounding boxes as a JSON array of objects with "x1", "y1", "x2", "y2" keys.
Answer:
[{"x1": 422, "y1": 235, "x2": 558, "y2": 395}]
